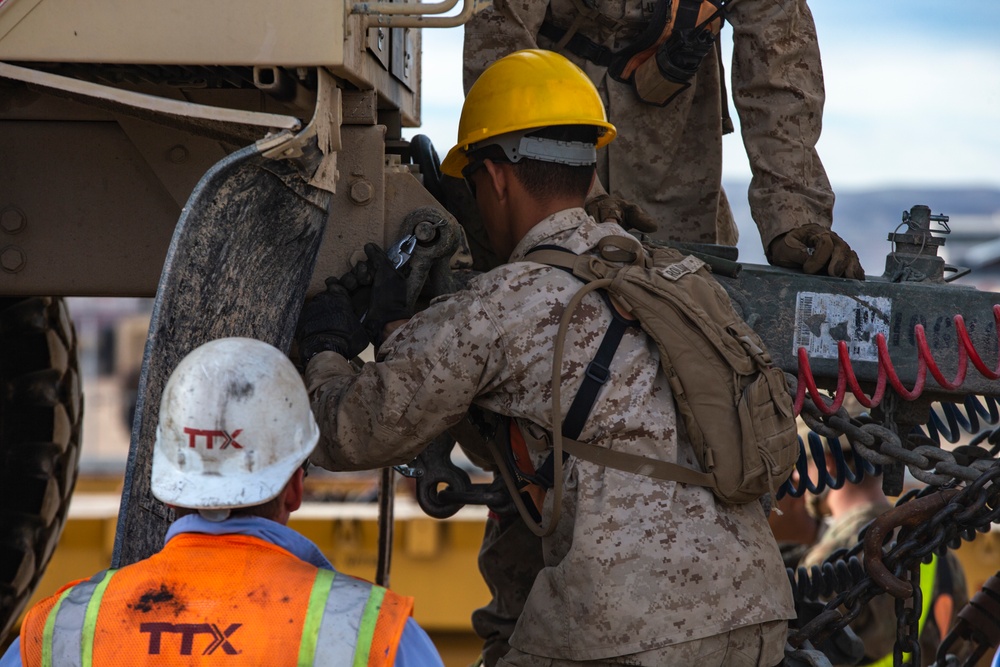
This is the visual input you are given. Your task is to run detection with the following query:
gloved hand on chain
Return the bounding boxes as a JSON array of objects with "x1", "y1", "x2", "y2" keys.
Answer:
[
  {"x1": 352, "y1": 243, "x2": 413, "y2": 349},
  {"x1": 767, "y1": 224, "x2": 866, "y2": 280},
  {"x1": 295, "y1": 278, "x2": 370, "y2": 364},
  {"x1": 585, "y1": 194, "x2": 658, "y2": 234}
]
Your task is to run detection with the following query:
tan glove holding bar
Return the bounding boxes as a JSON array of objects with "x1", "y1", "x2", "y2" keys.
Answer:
[{"x1": 767, "y1": 224, "x2": 865, "y2": 280}]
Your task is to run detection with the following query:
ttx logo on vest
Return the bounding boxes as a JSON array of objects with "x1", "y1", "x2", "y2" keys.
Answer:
[
  {"x1": 184, "y1": 427, "x2": 243, "y2": 449},
  {"x1": 140, "y1": 622, "x2": 241, "y2": 655}
]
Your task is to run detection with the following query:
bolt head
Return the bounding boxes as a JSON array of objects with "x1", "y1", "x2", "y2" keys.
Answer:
[
  {"x1": 0, "y1": 246, "x2": 26, "y2": 273},
  {"x1": 0, "y1": 205, "x2": 26, "y2": 234},
  {"x1": 349, "y1": 180, "x2": 375, "y2": 205},
  {"x1": 166, "y1": 144, "x2": 190, "y2": 164}
]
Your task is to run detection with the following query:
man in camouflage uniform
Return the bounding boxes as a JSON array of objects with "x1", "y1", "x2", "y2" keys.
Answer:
[
  {"x1": 297, "y1": 50, "x2": 795, "y2": 666},
  {"x1": 462, "y1": 0, "x2": 864, "y2": 279},
  {"x1": 458, "y1": 2, "x2": 859, "y2": 662},
  {"x1": 801, "y1": 444, "x2": 969, "y2": 666}
]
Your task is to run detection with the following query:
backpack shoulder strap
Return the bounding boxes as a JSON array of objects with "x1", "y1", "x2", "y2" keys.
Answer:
[
  {"x1": 524, "y1": 238, "x2": 640, "y2": 440},
  {"x1": 523, "y1": 246, "x2": 578, "y2": 271},
  {"x1": 525, "y1": 234, "x2": 644, "y2": 274},
  {"x1": 562, "y1": 312, "x2": 629, "y2": 440},
  {"x1": 561, "y1": 436, "x2": 715, "y2": 488}
]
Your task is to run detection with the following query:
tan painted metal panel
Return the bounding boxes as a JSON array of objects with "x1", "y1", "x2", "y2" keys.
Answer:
[{"x1": 0, "y1": 0, "x2": 346, "y2": 65}]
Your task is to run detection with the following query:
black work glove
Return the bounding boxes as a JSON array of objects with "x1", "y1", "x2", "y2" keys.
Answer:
[
  {"x1": 585, "y1": 194, "x2": 658, "y2": 234},
  {"x1": 356, "y1": 243, "x2": 413, "y2": 348},
  {"x1": 295, "y1": 279, "x2": 370, "y2": 364},
  {"x1": 339, "y1": 256, "x2": 376, "y2": 317},
  {"x1": 767, "y1": 224, "x2": 866, "y2": 280}
]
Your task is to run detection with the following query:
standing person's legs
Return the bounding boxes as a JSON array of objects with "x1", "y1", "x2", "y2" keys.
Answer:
[{"x1": 472, "y1": 512, "x2": 546, "y2": 667}]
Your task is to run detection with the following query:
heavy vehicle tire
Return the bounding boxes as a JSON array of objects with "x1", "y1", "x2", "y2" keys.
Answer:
[
  {"x1": 409, "y1": 134, "x2": 446, "y2": 206},
  {"x1": 0, "y1": 297, "x2": 83, "y2": 641}
]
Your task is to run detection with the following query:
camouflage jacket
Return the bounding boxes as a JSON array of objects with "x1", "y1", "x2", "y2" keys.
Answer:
[
  {"x1": 306, "y1": 208, "x2": 794, "y2": 660},
  {"x1": 463, "y1": 0, "x2": 835, "y2": 249}
]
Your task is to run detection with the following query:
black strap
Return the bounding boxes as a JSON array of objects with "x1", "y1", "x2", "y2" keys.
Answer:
[
  {"x1": 562, "y1": 316, "x2": 629, "y2": 440},
  {"x1": 538, "y1": 19, "x2": 615, "y2": 68},
  {"x1": 715, "y1": 38, "x2": 734, "y2": 135},
  {"x1": 526, "y1": 244, "x2": 637, "y2": 441},
  {"x1": 533, "y1": 449, "x2": 570, "y2": 490},
  {"x1": 524, "y1": 243, "x2": 639, "y2": 487},
  {"x1": 674, "y1": 0, "x2": 704, "y2": 33},
  {"x1": 540, "y1": 0, "x2": 725, "y2": 78}
]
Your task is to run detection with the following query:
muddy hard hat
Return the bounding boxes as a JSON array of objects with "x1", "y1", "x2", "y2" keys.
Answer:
[
  {"x1": 151, "y1": 337, "x2": 319, "y2": 515},
  {"x1": 440, "y1": 49, "x2": 617, "y2": 178}
]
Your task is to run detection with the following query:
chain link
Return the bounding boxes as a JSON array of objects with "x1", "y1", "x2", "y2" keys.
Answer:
[
  {"x1": 790, "y1": 466, "x2": 1000, "y2": 653},
  {"x1": 787, "y1": 373, "x2": 992, "y2": 483},
  {"x1": 784, "y1": 374, "x2": 1000, "y2": 665}
]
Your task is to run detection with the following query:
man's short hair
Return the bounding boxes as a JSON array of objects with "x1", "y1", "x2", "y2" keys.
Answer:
[{"x1": 468, "y1": 125, "x2": 598, "y2": 201}]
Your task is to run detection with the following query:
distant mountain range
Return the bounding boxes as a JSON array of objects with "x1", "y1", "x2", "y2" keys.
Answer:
[{"x1": 724, "y1": 183, "x2": 1000, "y2": 276}]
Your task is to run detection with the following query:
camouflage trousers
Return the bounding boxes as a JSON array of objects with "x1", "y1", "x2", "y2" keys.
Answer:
[
  {"x1": 473, "y1": 511, "x2": 787, "y2": 667},
  {"x1": 472, "y1": 511, "x2": 546, "y2": 667},
  {"x1": 496, "y1": 620, "x2": 787, "y2": 667}
]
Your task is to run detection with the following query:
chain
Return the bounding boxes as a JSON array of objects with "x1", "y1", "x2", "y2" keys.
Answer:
[
  {"x1": 894, "y1": 563, "x2": 922, "y2": 666},
  {"x1": 788, "y1": 464, "x2": 1000, "y2": 655},
  {"x1": 786, "y1": 369, "x2": 1000, "y2": 663}
]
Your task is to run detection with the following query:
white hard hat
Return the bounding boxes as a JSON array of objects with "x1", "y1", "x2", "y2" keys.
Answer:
[{"x1": 151, "y1": 337, "x2": 320, "y2": 515}]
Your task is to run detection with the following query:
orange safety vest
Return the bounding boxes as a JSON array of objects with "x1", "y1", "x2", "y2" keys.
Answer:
[{"x1": 20, "y1": 533, "x2": 413, "y2": 667}]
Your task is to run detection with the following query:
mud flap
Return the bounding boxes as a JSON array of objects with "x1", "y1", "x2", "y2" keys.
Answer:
[{"x1": 111, "y1": 144, "x2": 331, "y2": 567}]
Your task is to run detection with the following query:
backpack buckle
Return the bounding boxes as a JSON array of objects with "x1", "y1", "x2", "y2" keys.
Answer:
[{"x1": 585, "y1": 360, "x2": 611, "y2": 384}]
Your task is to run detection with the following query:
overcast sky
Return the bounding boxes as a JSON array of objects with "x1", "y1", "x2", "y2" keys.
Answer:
[{"x1": 407, "y1": 0, "x2": 1000, "y2": 191}]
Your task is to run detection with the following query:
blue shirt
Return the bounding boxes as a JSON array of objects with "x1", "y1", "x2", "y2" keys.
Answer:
[{"x1": 0, "y1": 515, "x2": 444, "y2": 667}]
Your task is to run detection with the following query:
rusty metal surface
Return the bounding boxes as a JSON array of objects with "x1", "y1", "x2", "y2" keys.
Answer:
[
  {"x1": 862, "y1": 489, "x2": 960, "y2": 599},
  {"x1": 790, "y1": 467, "x2": 1000, "y2": 652},
  {"x1": 935, "y1": 571, "x2": 1000, "y2": 666},
  {"x1": 717, "y1": 265, "x2": 1000, "y2": 401}
]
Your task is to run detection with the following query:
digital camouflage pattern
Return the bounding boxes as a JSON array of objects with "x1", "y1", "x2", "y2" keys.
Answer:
[
  {"x1": 801, "y1": 502, "x2": 969, "y2": 666},
  {"x1": 498, "y1": 619, "x2": 786, "y2": 666},
  {"x1": 306, "y1": 209, "x2": 794, "y2": 661},
  {"x1": 463, "y1": 0, "x2": 835, "y2": 250}
]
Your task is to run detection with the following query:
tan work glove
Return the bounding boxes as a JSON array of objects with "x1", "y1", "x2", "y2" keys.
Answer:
[
  {"x1": 767, "y1": 224, "x2": 865, "y2": 280},
  {"x1": 585, "y1": 194, "x2": 658, "y2": 234}
]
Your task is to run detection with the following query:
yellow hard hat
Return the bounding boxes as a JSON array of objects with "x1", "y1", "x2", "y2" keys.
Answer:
[{"x1": 440, "y1": 49, "x2": 617, "y2": 178}]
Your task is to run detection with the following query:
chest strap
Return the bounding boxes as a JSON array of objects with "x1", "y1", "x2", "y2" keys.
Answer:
[{"x1": 538, "y1": 19, "x2": 615, "y2": 68}]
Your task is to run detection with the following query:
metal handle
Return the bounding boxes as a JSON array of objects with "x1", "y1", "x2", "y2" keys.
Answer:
[{"x1": 352, "y1": 0, "x2": 477, "y2": 28}]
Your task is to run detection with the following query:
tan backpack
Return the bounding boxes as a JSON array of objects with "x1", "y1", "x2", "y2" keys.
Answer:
[{"x1": 521, "y1": 234, "x2": 798, "y2": 514}]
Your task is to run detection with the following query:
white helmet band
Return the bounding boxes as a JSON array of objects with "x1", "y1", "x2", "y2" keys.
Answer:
[{"x1": 470, "y1": 130, "x2": 597, "y2": 167}]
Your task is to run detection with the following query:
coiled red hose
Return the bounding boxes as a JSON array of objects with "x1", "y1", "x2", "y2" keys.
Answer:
[{"x1": 794, "y1": 304, "x2": 1000, "y2": 415}]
